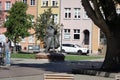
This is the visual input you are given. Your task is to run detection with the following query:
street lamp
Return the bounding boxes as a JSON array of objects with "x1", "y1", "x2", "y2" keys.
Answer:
[{"x1": 60, "y1": 23, "x2": 64, "y2": 53}]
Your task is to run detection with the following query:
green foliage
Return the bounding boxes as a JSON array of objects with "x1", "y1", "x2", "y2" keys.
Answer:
[
  {"x1": 34, "y1": 8, "x2": 59, "y2": 42},
  {"x1": 4, "y1": 1, "x2": 34, "y2": 43}
]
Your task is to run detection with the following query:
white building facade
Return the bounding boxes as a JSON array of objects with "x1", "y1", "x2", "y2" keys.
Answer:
[{"x1": 60, "y1": 0, "x2": 93, "y2": 53}]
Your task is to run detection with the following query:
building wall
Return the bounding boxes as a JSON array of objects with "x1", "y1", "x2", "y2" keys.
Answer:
[
  {"x1": 0, "y1": 0, "x2": 16, "y2": 33},
  {"x1": 92, "y1": 24, "x2": 100, "y2": 54},
  {"x1": 38, "y1": 0, "x2": 60, "y2": 48},
  {"x1": 0, "y1": 0, "x2": 100, "y2": 54},
  {"x1": 0, "y1": 0, "x2": 39, "y2": 51},
  {"x1": 18, "y1": 0, "x2": 38, "y2": 50},
  {"x1": 38, "y1": 0, "x2": 60, "y2": 21},
  {"x1": 60, "y1": 0, "x2": 100, "y2": 54},
  {"x1": 60, "y1": 0, "x2": 92, "y2": 49}
]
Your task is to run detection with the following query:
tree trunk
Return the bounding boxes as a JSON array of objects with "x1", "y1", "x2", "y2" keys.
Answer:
[{"x1": 101, "y1": 36, "x2": 120, "y2": 71}]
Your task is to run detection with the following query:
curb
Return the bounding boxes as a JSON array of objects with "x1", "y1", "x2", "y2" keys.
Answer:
[{"x1": 72, "y1": 68, "x2": 119, "y2": 78}]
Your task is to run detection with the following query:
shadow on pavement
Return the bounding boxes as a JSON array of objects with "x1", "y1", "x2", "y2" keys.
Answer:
[{"x1": 0, "y1": 60, "x2": 117, "y2": 78}]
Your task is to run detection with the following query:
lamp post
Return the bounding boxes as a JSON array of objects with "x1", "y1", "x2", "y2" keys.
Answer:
[{"x1": 60, "y1": 23, "x2": 64, "y2": 53}]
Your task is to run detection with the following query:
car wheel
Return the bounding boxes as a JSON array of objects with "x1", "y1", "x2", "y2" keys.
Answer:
[
  {"x1": 77, "y1": 50, "x2": 82, "y2": 55},
  {"x1": 62, "y1": 49, "x2": 65, "y2": 53}
]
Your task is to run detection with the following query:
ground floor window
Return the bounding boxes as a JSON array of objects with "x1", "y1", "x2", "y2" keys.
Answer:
[
  {"x1": 64, "y1": 29, "x2": 71, "y2": 39},
  {"x1": 29, "y1": 35, "x2": 34, "y2": 43},
  {"x1": 74, "y1": 29, "x2": 80, "y2": 40}
]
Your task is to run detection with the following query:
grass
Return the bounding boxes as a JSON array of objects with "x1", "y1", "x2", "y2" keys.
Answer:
[
  {"x1": 65, "y1": 55, "x2": 104, "y2": 61},
  {"x1": 11, "y1": 53, "x2": 36, "y2": 59},
  {"x1": 11, "y1": 52, "x2": 104, "y2": 60}
]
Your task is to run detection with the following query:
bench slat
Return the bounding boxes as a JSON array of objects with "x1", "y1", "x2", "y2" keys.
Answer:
[{"x1": 44, "y1": 73, "x2": 74, "y2": 80}]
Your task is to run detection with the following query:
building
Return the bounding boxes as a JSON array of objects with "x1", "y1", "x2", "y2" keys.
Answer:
[
  {"x1": 91, "y1": 24, "x2": 100, "y2": 54},
  {"x1": 0, "y1": 0, "x2": 17, "y2": 34},
  {"x1": 60, "y1": 0, "x2": 94, "y2": 54},
  {"x1": 59, "y1": 0, "x2": 101, "y2": 54},
  {"x1": 38, "y1": 0, "x2": 60, "y2": 48},
  {"x1": 0, "y1": 0, "x2": 100, "y2": 54},
  {"x1": 18, "y1": 0, "x2": 39, "y2": 51}
]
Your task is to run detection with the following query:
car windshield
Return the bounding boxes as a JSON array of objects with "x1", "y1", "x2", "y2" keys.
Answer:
[{"x1": 75, "y1": 44, "x2": 81, "y2": 47}]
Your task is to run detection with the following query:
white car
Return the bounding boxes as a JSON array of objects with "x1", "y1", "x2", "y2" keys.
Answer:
[{"x1": 57, "y1": 44, "x2": 89, "y2": 55}]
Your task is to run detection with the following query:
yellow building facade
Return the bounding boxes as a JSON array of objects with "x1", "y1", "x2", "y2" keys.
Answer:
[
  {"x1": 37, "y1": 0, "x2": 60, "y2": 48},
  {"x1": 91, "y1": 24, "x2": 100, "y2": 54},
  {"x1": 38, "y1": 0, "x2": 60, "y2": 26}
]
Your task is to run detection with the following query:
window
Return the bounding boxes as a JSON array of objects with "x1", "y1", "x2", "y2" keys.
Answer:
[
  {"x1": 74, "y1": 8, "x2": 80, "y2": 19},
  {"x1": 0, "y1": 2, "x2": 2, "y2": 10},
  {"x1": 62, "y1": 44, "x2": 74, "y2": 47},
  {"x1": 51, "y1": 0, "x2": 58, "y2": 6},
  {"x1": 23, "y1": 0, "x2": 27, "y2": 4},
  {"x1": 42, "y1": 0, "x2": 48, "y2": 6},
  {"x1": 64, "y1": 8, "x2": 71, "y2": 19},
  {"x1": 116, "y1": 8, "x2": 120, "y2": 14},
  {"x1": 52, "y1": 14, "x2": 58, "y2": 23},
  {"x1": 21, "y1": 38, "x2": 26, "y2": 42},
  {"x1": 30, "y1": 0, "x2": 35, "y2": 6},
  {"x1": 64, "y1": 29, "x2": 71, "y2": 39},
  {"x1": 74, "y1": 29, "x2": 80, "y2": 39},
  {"x1": 5, "y1": 16, "x2": 9, "y2": 21},
  {"x1": 83, "y1": 10, "x2": 89, "y2": 19},
  {"x1": 5, "y1": 1, "x2": 11, "y2": 10},
  {"x1": 29, "y1": 35, "x2": 34, "y2": 43}
]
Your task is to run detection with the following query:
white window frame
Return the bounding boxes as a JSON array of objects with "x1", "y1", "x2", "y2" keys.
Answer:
[
  {"x1": 74, "y1": 29, "x2": 80, "y2": 40},
  {"x1": 42, "y1": 0, "x2": 48, "y2": 7},
  {"x1": 52, "y1": 14, "x2": 58, "y2": 23},
  {"x1": 83, "y1": 10, "x2": 89, "y2": 19},
  {"x1": 64, "y1": 8, "x2": 71, "y2": 19},
  {"x1": 64, "y1": 29, "x2": 71, "y2": 39},
  {"x1": 116, "y1": 8, "x2": 120, "y2": 14},
  {"x1": 5, "y1": 16, "x2": 9, "y2": 22},
  {"x1": 21, "y1": 38, "x2": 26, "y2": 43},
  {"x1": 74, "y1": 8, "x2": 81, "y2": 19},
  {"x1": 28, "y1": 35, "x2": 34, "y2": 43},
  {"x1": 30, "y1": 0, "x2": 35, "y2": 6},
  {"x1": 51, "y1": 0, "x2": 58, "y2": 6},
  {"x1": 22, "y1": 0, "x2": 27, "y2": 4},
  {"x1": 5, "y1": 1, "x2": 11, "y2": 10}
]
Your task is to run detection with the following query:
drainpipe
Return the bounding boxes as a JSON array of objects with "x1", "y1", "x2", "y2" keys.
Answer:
[{"x1": 89, "y1": 21, "x2": 93, "y2": 55}]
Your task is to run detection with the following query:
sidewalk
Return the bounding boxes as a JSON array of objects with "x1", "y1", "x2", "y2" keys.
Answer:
[{"x1": 0, "y1": 58, "x2": 116, "y2": 80}]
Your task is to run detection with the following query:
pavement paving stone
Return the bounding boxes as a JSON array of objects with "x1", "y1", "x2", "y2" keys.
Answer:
[{"x1": 0, "y1": 58, "x2": 118, "y2": 80}]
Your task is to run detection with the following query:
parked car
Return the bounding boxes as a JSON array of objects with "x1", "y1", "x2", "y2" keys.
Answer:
[
  {"x1": 28, "y1": 45, "x2": 40, "y2": 53},
  {"x1": 57, "y1": 44, "x2": 89, "y2": 55}
]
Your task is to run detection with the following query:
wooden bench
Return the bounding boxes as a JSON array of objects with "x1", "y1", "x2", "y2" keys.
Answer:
[{"x1": 44, "y1": 73, "x2": 74, "y2": 80}]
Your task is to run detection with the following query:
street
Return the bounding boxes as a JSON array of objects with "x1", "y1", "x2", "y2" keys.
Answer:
[{"x1": 0, "y1": 58, "x2": 116, "y2": 80}]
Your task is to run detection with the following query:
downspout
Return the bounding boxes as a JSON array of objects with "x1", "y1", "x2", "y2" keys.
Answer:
[{"x1": 89, "y1": 21, "x2": 93, "y2": 55}]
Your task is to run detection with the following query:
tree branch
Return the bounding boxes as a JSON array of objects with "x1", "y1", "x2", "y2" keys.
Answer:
[
  {"x1": 82, "y1": 0, "x2": 111, "y2": 37},
  {"x1": 81, "y1": 0, "x2": 97, "y2": 22},
  {"x1": 99, "y1": 0, "x2": 117, "y2": 22}
]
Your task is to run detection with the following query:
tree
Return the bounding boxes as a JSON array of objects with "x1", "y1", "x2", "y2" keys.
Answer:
[
  {"x1": 34, "y1": 8, "x2": 59, "y2": 46},
  {"x1": 81, "y1": 0, "x2": 120, "y2": 71},
  {"x1": 4, "y1": 1, "x2": 34, "y2": 51}
]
